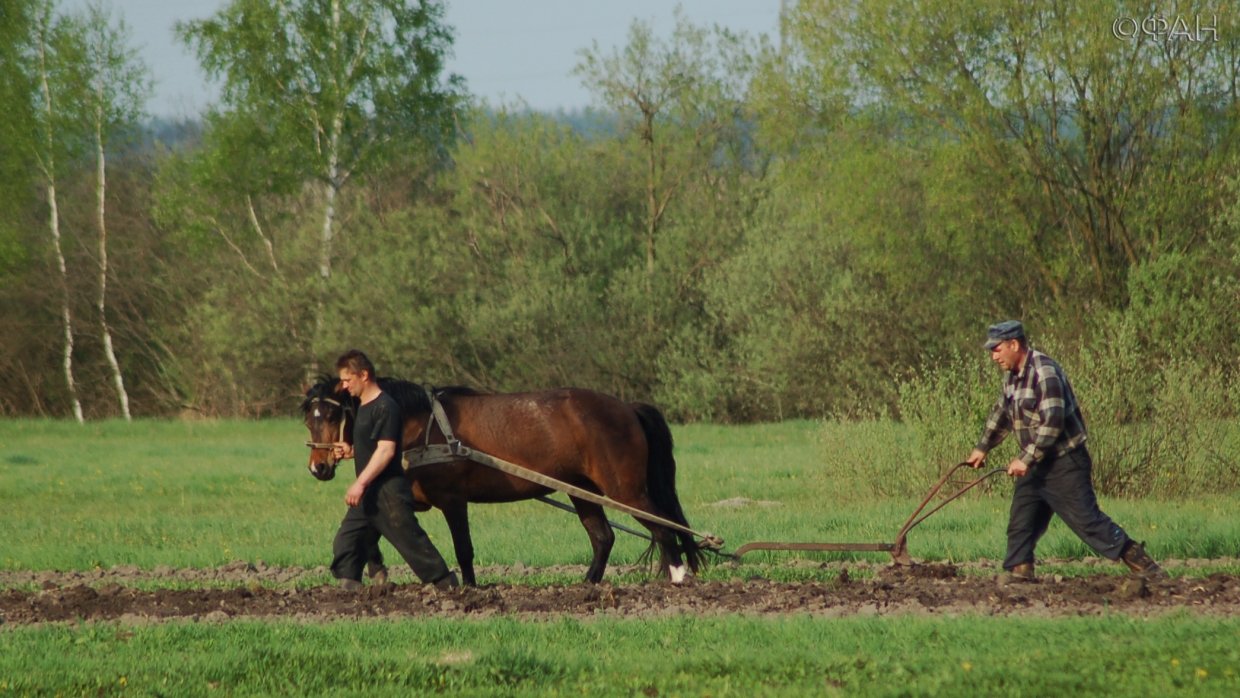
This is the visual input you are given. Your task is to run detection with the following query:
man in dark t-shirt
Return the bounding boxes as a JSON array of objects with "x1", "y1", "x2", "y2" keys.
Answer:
[{"x1": 329, "y1": 349, "x2": 457, "y2": 590}]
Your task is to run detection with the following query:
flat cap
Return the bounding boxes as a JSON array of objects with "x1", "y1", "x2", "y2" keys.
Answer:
[{"x1": 983, "y1": 320, "x2": 1025, "y2": 350}]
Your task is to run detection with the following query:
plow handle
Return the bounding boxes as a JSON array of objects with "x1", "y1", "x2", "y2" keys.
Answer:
[{"x1": 890, "y1": 462, "x2": 1006, "y2": 565}]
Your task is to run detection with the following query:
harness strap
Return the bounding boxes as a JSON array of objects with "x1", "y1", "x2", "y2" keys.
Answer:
[
  {"x1": 405, "y1": 443, "x2": 464, "y2": 466},
  {"x1": 423, "y1": 388, "x2": 459, "y2": 450},
  {"x1": 408, "y1": 390, "x2": 473, "y2": 466}
]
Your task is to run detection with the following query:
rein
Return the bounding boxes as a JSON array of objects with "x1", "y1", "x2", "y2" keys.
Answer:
[{"x1": 304, "y1": 397, "x2": 349, "y2": 450}]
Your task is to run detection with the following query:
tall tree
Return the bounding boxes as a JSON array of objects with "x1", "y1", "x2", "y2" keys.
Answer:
[
  {"x1": 30, "y1": 0, "x2": 84, "y2": 422},
  {"x1": 177, "y1": 0, "x2": 463, "y2": 348},
  {"x1": 79, "y1": 1, "x2": 150, "y2": 420},
  {"x1": 789, "y1": 0, "x2": 1240, "y2": 303},
  {"x1": 0, "y1": 0, "x2": 44, "y2": 415},
  {"x1": 0, "y1": 0, "x2": 39, "y2": 221},
  {"x1": 574, "y1": 11, "x2": 752, "y2": 301}
]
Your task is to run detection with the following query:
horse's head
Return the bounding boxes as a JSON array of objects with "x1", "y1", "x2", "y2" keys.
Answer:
[{"x1": 301, "y1": 377, "x2": 354, "y2": 481}]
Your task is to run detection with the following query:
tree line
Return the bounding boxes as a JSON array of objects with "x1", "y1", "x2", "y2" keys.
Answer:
[{"x1": 1, "y1": 0, "x2": 1238, "y2": 426}]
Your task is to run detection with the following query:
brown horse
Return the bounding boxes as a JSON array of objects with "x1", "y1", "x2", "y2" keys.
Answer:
[{"x1": 302, "y1": 376, "x2": 703, "y2": 586}]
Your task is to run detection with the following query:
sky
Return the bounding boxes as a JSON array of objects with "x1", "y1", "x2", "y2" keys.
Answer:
[{"x1": 73, "y1": 0, "x2": 782, "y2": 119}]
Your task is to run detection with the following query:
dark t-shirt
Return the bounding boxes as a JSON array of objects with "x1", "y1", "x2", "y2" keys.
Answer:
[{"x1": 352, "y1": 391, "x2": 405, "y2": 480}]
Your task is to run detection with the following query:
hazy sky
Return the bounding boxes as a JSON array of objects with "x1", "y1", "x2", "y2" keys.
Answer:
[{"x1": 73, "y1": 0, "x2": 781, "y2": 119}]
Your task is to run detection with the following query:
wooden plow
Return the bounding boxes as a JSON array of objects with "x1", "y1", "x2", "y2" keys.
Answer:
[{"x1": 732, "y1": 462, "x2": 1006, "y2": 565}]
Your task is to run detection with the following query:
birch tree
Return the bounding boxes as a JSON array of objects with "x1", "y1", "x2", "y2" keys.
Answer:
[
  {"x1": 79, "y1": 2, "x2": 149, "y2": 420},
  {"x1": 177, "y1": 0, "x2": 462, "y2": 341},
  {"x1": 30, "y1": 0, "x2": 83, "y2": 422}
]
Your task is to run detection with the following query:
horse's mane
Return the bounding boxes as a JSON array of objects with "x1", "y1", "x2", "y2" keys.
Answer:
[
  {"x1": 377, "y1": 377, "x2": 487, "y2": 415},
  {"x1": 302, "y1": 374, "x2": 484, "y2": 415},
  {"x1": 375, "y1": 377, "x2": 430, "y2": 414},
  {"x1": 300, "y1": 374, "x2": 342, "y2": 413}
]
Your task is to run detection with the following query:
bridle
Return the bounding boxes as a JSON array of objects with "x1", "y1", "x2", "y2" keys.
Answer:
[{"x1": 304, "y1": 396, "x2": 350, "y2": 451}]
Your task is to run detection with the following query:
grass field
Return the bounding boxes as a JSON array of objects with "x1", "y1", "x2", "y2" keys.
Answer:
[
  {"x1": 3, "y1": 418, "x2": 1238, "y2": 575},
  {"x1": 2, "y1": 418, "x2": 1239, "y2": 696},
  {"x1": 3, "y1": 615, "x2": 1239, "y2": 697}
]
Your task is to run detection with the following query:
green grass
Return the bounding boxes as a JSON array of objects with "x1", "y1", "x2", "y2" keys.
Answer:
[
  {"x1": 2, "y1": 418, "x2": 1239, "y2": 577},
  {"x1": 3, "y1": 418, "x2": 1240, "y2": 696},
  {"x1": 1, "y1": 615, "x2": 1238, "y2": 697}
]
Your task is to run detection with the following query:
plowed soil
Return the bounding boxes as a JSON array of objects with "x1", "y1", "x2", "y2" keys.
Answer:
[{"x1": 4, "y1": 560, "x2": 1240, "y2": 625}]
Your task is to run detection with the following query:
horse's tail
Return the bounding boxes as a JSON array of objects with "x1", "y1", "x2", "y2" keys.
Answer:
[{"x1": 632, "y1": 402, "x2": 702, "y2": 573}]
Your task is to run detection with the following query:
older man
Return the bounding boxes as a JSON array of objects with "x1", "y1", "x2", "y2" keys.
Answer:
[{"x1": 965, "y1": 321, "x2": 1166, "y2": 582}]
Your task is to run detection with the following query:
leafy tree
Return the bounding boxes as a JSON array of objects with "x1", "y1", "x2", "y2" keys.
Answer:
[
  {"x1": 789, "y1": 0, "x2": 1240, "y2": 304},
  {"x1": 0, "y1": 0, "x2": 39, "y2": 234},
  {"x1": 1, "y1": 1, "x2": 151, "y2": 420},
  {"x1": 177, "y1": 0, "x2": 463, "y2": 346},
  {"x1": 568, "y1": 12, "x2": 761, "y2": 404},
  {"x1": 28, "y1": 0, "x2": 86, "y2": 422},
  {"x1": 0, "y1": 0, "x2": 44, "y2": 415},
  {"x1": 77, "y1": 1, "x2": 150, "y2": 420},
  {"x1": 574, "y1": 10, "x2": 755, "y2": 304},
  {"x1": 432, "y1": 108, "x2": 643, "y2": 394}
]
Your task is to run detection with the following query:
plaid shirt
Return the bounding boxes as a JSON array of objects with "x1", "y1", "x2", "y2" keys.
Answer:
[{"x1": 975, "y1": 348, "x2": 1087, "y2": 467}]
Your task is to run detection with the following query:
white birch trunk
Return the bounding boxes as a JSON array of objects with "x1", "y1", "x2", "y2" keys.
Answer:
[
  {"x1": 95, "y1": 103, "x2": 131, "y2": 420},
  {"x1": 312, "y1": 0, "x2": 344, "y2": 343},
  {"x1": 49, "y1": 183, "x2": 83, "y2": 424},
  {"x1": 38, "y1": 20, "x2": 84, "y2": 424},
  {"x1": 313, "y1": 117, "x2": 342, "y2": 342},
  {"x1": 314, "y1": 164, "x2": 339, "y2": 341}
]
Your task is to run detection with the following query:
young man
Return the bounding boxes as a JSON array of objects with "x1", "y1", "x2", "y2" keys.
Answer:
[
  {"x1": 965, "y1": 321, "x2": 1166, "y2": 582},
  {"x1": 330, "y1": 349, "x2": 458, "y2": 591}
]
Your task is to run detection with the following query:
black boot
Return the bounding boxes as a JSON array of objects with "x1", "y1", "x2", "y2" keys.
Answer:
[
  {"x1": 367, "y1": 562, "x2": 389, "y2": 587},
  {"x1": 999, "y1": 562, "x2": 1036, "y2": 585},
  {"x1": 433, "y1": 571, "x2": 459, "y2": 590},
  {"x1": 1120, "y1": 541, "x2": 1168, "y2": 581}
]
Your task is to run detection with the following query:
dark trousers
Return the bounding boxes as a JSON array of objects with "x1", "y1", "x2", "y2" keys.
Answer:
[
  {"x1": 1004, "y1": 447, "x2": 1131, "y2": 570},
  {"x1": 331, "y1": 475, "x2": 451, "y2": 584}
]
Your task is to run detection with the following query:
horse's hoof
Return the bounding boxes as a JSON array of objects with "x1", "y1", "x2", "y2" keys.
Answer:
[{"x1": 669, "y1": 564, "x2": 689, "y2": 584}]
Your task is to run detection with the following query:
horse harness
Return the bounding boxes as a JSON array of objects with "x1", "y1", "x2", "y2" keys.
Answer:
[
  {"x1": 403, "y1": 389, "x2": 724, "y2": 550},
  {"x1": 303, "y1": 397, "x2": 351, "y2": 450},
  {"x1": 401, "y1": 389, "x2": 470, "y2": 468}
]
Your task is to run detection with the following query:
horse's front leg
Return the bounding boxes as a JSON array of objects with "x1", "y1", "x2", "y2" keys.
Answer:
[{"x1": 440, "y1": 502, "x2": 477, "y2": 586}]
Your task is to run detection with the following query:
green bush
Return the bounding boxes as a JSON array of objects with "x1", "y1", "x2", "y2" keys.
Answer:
[
  {"x1": 894, "y1": 352, "x2": 1017, "y2": 493},
  {"x1": 890, "y1": 323, "x2": 1240, "y2": 498},
  {"x1": 1073, "y1": 313, "x2": 1238, "y2": 497},
  {"x1": 814, "y1": 418, "x2": 920, "y2": 498}
]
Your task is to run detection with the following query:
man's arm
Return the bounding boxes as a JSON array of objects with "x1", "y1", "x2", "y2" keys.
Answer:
[{"x1": 345, "y1": 439, "x2": 397, "y2": 507}]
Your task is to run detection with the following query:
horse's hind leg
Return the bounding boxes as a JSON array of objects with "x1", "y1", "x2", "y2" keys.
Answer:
[
  {"x1": 440, "y1": 503, "x2": 477, "y2": 586},
  {"x1": 619, "y1": 493, "x2": 689, "y2": 583},
  {"x1": 569, "y1": 496, "x2": 615, "y2": 583},
  {"x1": 648, "y1": 525, "x2": 689, "y2": 583}
]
